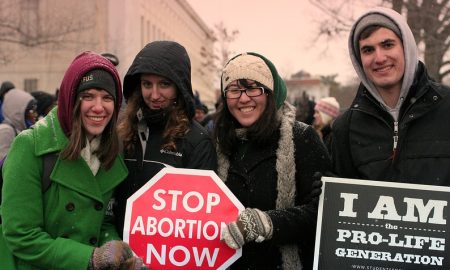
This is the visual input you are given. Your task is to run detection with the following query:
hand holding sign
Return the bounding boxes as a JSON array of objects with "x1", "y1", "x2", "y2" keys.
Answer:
[
  {"x1": 221, "y1": 208, "x2": 273, "y2": 249},
  {"x1": 123, "y1": 168, "x2": 244, "y2": 270}
]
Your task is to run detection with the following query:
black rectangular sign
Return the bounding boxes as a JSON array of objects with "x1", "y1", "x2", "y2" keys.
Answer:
[{"x1": 313, "y1": 177, "x2": 450, "y2": 270}]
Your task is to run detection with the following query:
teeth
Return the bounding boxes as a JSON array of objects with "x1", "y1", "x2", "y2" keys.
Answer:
[
  {"x1": 89, "y1": 116, "x2": 104, "y2": 121},
  {"x1": 240, "y1": 107, "x2": 254, "y2": 113}
]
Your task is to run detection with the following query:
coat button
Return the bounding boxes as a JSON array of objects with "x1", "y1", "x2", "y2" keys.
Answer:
[
  {"x1": 65, "y1": 202, "x2": 75, "y2": 212},
  {"x1": 94, "y1": 203, "x2": 103, "y2": 211},
  {"x1": 89, "y1": 237, "x2": 98, "y2": 245}
]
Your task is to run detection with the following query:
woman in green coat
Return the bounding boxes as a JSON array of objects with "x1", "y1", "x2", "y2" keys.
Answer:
[{"x1": 0, "y1": 52, "x2": 146, "y2": 270}]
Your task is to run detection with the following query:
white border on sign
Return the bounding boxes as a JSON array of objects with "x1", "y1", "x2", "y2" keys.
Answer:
[
  {"x1": 123, "y1": 167, "x2": 244, "y2": 270},
  {"x1": 312, "y1": 176, "x2": 450, "y2": 270}
]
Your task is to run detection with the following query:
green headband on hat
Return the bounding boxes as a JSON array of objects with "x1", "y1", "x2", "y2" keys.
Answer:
[{"x1": 221, "y1": 52, "x2": 287, "y2": 109}]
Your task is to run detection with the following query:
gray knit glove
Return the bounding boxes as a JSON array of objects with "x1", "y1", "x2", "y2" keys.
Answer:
[
  {"x1": 88, "y1": 240, "x2": 134, "y2": 270},
  {"x1": 120, "y1": 257, "x2": 149, "y2": 270},
  {"x1": 221, "y1": 208, "x2": 273, "y2": 249}
]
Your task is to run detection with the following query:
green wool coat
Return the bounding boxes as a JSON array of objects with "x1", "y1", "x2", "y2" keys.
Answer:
[{"x1": 0, "y1": 108, "x2": 128, "y2": 270}]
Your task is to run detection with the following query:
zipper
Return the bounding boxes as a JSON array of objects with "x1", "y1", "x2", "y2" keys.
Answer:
[{"x1": 391, "y1": 121, "x2": 399, "y2": 161}]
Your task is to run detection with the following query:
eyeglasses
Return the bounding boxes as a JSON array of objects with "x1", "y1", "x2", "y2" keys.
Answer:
[{"x1": 224, "y1": 87, "x2": 265, "y2": 99}]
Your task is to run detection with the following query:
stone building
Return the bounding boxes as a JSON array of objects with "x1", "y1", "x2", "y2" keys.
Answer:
[{"x1": 0, "y1": 0, "x2": 216, "y2": 105}]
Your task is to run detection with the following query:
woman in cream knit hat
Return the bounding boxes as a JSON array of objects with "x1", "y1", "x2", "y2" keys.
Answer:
[{"x1": 215, "y1": 52, "x2": 331, "y2": 269}]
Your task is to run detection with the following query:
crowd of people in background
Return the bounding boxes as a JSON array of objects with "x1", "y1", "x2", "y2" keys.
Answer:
[{"x1": 1, "y1": 5, "x2": 450, "y2": 270}]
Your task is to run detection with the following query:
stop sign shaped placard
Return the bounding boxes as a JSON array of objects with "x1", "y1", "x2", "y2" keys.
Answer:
[{"x1": 123, "y1": 168, "x2": 244, "y2": 269}]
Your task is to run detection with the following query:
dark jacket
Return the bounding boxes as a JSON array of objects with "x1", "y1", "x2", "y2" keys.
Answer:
[
  {"x1": 217, "y1": 103, "x2": 331, "y2": 269},
  {"x1": 331, "y1": 62, "x2": 450, "y2": 184},
  {"x1": 115, "y1": 41, "x2": 217, "y2": 236},
  {"x1": 114, "y1": 120, "x2": 217, "y2": 235}
]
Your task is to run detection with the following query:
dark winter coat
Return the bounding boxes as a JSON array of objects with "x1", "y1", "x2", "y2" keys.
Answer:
[
  {"x1": 217, "y1": 103, "x2": 331, "y2": 269},
  {"x1": 114, "y1": 120, "x2": 217, "y2": 235},
  {"x1": 331, "y1": 62, "x2": 450, "y2": 184},
  {"x1": 115, "y1": 41, "x2": 217, "y2": 236}
]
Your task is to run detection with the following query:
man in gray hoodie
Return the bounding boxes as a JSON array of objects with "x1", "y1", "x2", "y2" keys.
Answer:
[{"x1": 330, "y1": 7, "x2": 450, "y2": 185}]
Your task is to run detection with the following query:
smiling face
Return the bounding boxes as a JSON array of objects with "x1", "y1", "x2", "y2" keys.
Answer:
[
  {"x1": 225, "y1": 79, "x2": 268, "y2": 127},
  {"x1": 359, "y1": 27, "x2": 405, "y2": 94},
  {"x1": 140, "y1": 74, "x2": 177, "y2": 110},
  {"x1": 79, "y1": 89, "x2": 115, "y2": 140}
]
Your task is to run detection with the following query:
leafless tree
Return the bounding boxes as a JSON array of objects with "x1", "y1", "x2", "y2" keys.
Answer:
[
  {"x1": 0, "y1": 0, "x2": 93, "y2": 64},
  {"x1": 199, "y1": 22, "x2": 239, "y2": 86},
  {"x1": 309, "y1": 0, "x2": 450, "y2": 82}
]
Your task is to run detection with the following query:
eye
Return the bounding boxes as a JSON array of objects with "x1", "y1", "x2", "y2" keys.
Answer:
[
  {"x1": 80, "y1": 93, "x2": 94, "y2": 101},
  {"x1": 360, "y1": 46, "x2": 374, "y2": 55},
  {"x1": 103, "y1": 95, "x2": 114, "y2": 102},
  {"x1": 141, "y1": 80, "x2": 152, "y2": 88},
  {"x1": 159, "y1": 80, "x2": 173, "y2": 89}
]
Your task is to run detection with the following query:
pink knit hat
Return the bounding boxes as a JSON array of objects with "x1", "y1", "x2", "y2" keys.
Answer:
[{"x1": 315, "y1": 97, "x2": 340, "y2": 125}]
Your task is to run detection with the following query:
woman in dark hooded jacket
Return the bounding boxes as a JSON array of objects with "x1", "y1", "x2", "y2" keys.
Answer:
[{"x1": 114, "y1": 41, "x2": 217, "y2": 236}]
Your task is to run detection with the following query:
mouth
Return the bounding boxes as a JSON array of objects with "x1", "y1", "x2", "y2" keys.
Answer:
[
  {"x1": 239, "y1": 106, "x2": 255, "y2": 113},
  {"x1": 374, "y1": 65, "x2": 393, "y2": 73},
  {"x1": 87, "y1": 115, "x2": 107, "y2": 122}
]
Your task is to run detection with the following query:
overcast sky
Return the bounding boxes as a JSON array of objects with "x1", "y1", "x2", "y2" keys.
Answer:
[{"x1": 187, "y1": 0, "x2": 364, "y2": 84}]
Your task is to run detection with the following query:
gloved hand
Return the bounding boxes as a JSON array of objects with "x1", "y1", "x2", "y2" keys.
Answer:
[
  {"x1": 89, "y1": 240, "x2": 134, "y2": 270},
  {"x1": 120, "y1": 257, "x2": 149, "y2": 270},
  {"x1": 221, "y1": 208, "x2": 273, "y2": 249},
  {"x1": 302, "y1": 171, "x2": 337, "y2": 204}
]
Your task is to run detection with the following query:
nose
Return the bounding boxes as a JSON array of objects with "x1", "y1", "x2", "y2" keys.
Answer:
[
  {"x1": 91, "y1": 97, "x2": 105, "y2": 112},
  {"x1": 374, "y1": 48, "x2": 387, "y2": 63},
  {"x1": 149, "y1": 86, "x2": 161, "y2": 100},
  {"x1": 238, "y1": 91, "x2": 251, "y2": 102}
]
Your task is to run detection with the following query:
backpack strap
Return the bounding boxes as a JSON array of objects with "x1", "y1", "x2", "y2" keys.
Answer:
[{"x1": 41, "y1": 153, "x2": 58, "y2": 193}]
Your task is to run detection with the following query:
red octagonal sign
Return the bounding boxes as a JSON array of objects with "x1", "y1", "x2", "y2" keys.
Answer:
[{"x1": 123, "y1": 168, "x2": 244, "y2": 269}]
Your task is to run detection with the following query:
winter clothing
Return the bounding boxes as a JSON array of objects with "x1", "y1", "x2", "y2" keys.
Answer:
[
  {"x1": 217, "y1": 52, "x2": 331, "y2": 269},
  {"x1": 352, "y1": 12, "x2": 402, "y2": 62},
  {"x1": 0, "y1": 89, "x2": 35, "y2": 160},
  {"x1": 0, "y1": 81, "x2": 15, "y2": 123},
  {"x1": 331, "y1": 62, "x2": 450, "y2": 183},
  {"x1": 88, "y1": 240, "x2": 134, "y2": 270},
  {"x1": 217, "y1": 103, "x2": 331, "y2": 269},
  {"x1": 31, "y1": 91, "x2": 56, "y2": 118},
  {"x1": 332, "y1": 7, "x2": 450, "y2": 184},
  {"x1": 315, "y1": 97, "x2": 340, "y2": 126},
  {"x1": 222, "y1": 52, "x2": 287, "y2": 109},
  {"x1": 77, "y1": 69, "x2": 117, "y2": 100},
  {"x1": 123, "y1": 40, "x2": 195, "y2": 118},
  {"x1": 0, "y1": 51, "x2": 127, "y2": 270},
  {"x1": 114, "y1": 41, "x2": 217, "y2": 236},
  {"x1": 348, "y1": 7, "x2": 418, "y2": 120},
  {"x1": 58, "y1": 51, "x2": 123, "y2": 137}
]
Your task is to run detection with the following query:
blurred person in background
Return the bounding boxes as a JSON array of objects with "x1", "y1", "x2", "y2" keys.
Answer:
[
  {"x1": 313, "y1": 97, "x2": 340, "y2": 144},
  {"x1": 31, "y1": 90, "x2": 57, "y2": 120},
  {"x1": 0, "y1": 89, "x2": 37, "y2": 160},
  {"x1": 0, "y1": 81, "x2": 16, "y2": 123}
]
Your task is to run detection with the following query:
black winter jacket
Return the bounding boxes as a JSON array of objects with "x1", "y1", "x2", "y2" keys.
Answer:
[
  {"x1": 331, "y1": 62, "x2": 450, "y2": 184},
  {"x1": 218, "y1": 104, "x2": 331, "y2": 269},
  {"x1": 114, "y1": 120, "x2": 217, "y2": 236}
]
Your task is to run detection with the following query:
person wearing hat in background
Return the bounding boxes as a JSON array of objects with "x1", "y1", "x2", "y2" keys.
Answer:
[
  {"x1": 31, "y1": 90, "x2": 57, "y2": 120},
  {"x1": 215, "y1": 52, "x2": 331, "y2": 269},
  {"x1": 0, "y1": 88, "x2": 37, "y2": 160},
  {"x1": 313, "y1": 96, "x2": 340, "y2": 145},
  {"x1": 0, "y1": 81, "x2": 16, "y2": 123},
  {"x1": 331, "y1": 7, "x2": 450, "y2": 184},
  {"x1": 0, "y1": 51, "x2": 147, "y2": 270},
  {"x1": 114, "y1": 41, "x2": 217, "y2": 240}
]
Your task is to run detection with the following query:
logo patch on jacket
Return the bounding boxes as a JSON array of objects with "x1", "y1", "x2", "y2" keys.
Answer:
[{"x1": 160, "y1": 149, "x2": 182, "y2": 157}]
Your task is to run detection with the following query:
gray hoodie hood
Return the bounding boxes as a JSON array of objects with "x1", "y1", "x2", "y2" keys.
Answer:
[
  {"x1": 2, "y1": 89, "x2": 35, "y2": 132},
  {"x1": 348, "y1": 7, "x2": 418, "y2": 120}
]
